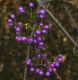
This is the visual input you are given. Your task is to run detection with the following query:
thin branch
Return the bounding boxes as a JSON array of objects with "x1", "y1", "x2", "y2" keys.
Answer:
[
  {"x1": 36, "y1": 0, "x2": 72, "y2": 4},
  {"x1": 63, "y1": 2, "x2": 78, "y2": 32},
  {"x1": 23, "y1": 23, "x2": 36, "y2": 80},
  {"x1": 73, "y1": 39, "x2": 78, "y2": 57},
  {"x1": 38, "y1": 2, "x2": 78, "y2": 49}
]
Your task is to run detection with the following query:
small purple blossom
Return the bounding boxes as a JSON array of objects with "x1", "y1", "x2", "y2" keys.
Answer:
[
  {"x1": 44, "y1": 24, "x2": 49, "y2": 30},
  {"x1": 15, "y1": 27, "x2": 21, "y2": 32},
  {"x1": 41, "y1": 29, "x2": 47, "y2": 34},
  {"x1": 38, "y1": 9, "x2": 46, "y2": 15},
  {"x1": 10, "y1": 14, "x2": 15, "y2": 19},
  {"x1": 37, "y1": 54, "x2": 41, "y2": 58},
  {"x1": 46, "y1": 72, "x2": 50, "y2": 76},
  {"x1": 38, "y1": 42, "x2": 43, "y2": 46},
  {"x1": 50, "y1": 63, "x2": 55, "y2": 68},
  {"x1": 58, "y1": 54, "x2": 63, "y2": 58},
  {"x1": 35, "y1": 68, "x2": 40, "y2": 73},
  {"x1": 30, "y1": 67, "x2": 34, "y2": 72},
  {"x1": 8, "y1": 19, "x2": 12, "y2": 23},
  {"x1": 15, "y1": 36, "x2": 19, "y2": 41},
  {"x1": 55, "y1": 62, "x2": 59, "y2": 67},
  {"x1": 8, "y1": 22, "x2": 13, "y2": 27},
  {"x1": 37, "y1": 36, "x2": 42, "y2": 41},
  {"x1": 26, "y1": 38, "x2": 33, "y2": 44},
  {"x1": 39, "y1": 15, "x2": 44, "y2": 19},
  {"x1": 29, "y1": 2, "x2": 34, "y2": 7},
  {"x1": 39, "y1": 70, "x2": 44, "y2": 76},
  {"x1": 58, "y1": 57, "x2": 62, "y2": 62},
  {"x1": 48, "y1": 68, "x2": 52, "y2": 72},
  {"x1": 22, "y1": 36, "x2": 27, "y2": 42},
  {"x1": 18, "y1": 22, "x2": 23, "y2": 27},
  {"x1": 16, "y1": 36, "x2": 22, "y2": 41},
  {"x1": 25, "y1": 59, "x2": 31, "y2": 65},
  {"x1": 35, "y1": 29, "x2": 41, "y2": 35},
  {"x1": 18, "y1": 6, "x2": 25, "y2": 13},
  {"x1": 33, "y1": 39, "x2": 37, "y2": 44},
  {"x1": 39, "y1": 22, "x2": 44, "y2": 26}
]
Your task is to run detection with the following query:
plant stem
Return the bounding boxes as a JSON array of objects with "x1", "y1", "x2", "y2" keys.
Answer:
[{"x1": 23, "y1": 22, "x2": 36, "y2": 80}]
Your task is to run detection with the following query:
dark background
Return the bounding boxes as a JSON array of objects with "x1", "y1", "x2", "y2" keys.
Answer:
[{"x1": 0, "y1": 0, "x2": 78, "y2": 80}]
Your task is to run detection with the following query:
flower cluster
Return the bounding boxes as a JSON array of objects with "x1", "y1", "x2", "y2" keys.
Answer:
[
  {"x1": 8, "y1": 1, "x2": 63, "y2": 78},
  {"x1": 26, "y1": 54, "x2": 63, "y2": 77}
]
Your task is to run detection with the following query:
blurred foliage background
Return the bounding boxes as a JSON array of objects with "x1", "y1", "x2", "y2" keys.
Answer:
[{"x1": 0, "y1": 0, "x2": 78, "y2": 80}]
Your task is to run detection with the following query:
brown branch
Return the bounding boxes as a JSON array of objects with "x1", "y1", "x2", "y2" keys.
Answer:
[{"x1": 38, "y1": 2, "x2": 78, "y2": 49}]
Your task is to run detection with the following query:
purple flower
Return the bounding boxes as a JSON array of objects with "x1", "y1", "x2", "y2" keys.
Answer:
[
  {"x1": 38, "y1": 9, "x2": 45, "y2": 15},
  {"x1": 54, "y1": 62, "x2": 59, "y2": 67},
  {"x1": 26, "y1": 38, "x2": 33, "y2": 44},
  {"x1": 34, "y1": 34, "x2": 37, "y2": 38},
  {"x1": 50, "y1": 63, "x2": 55, "y2": 68},
  {"x1": 58, "y1": 54, "x2": 63, "y2": 58},
  {"x1": 10, "y1": 14, "x2": 15, "y2": 19},
  {"x1": 38, "y1": 41, "x2": 43, "y2": 46},
  {"x1": 39, "y1": 15, "x2": 44, "y2": 19},
  {"x1": 46, "y1": 72, "x2": 50, "y2": 76},
  {"x1": 43, "y1": 63, "x2": 46, "y2": 67},
  {"x1": 33, "y1": 39, "x2": 37, "y2": 44},
  {"x1": 29, "y1": 2, "x2": 34, "y2": 7},
  {"x1": 25, "y1": 59, "x2": 31, "y2": 65},
  {"x1": 41, "y1": 29, "x2": 47, "y2": 34},
  {"x1": 44, "y1": 24, "x2": 49, "y2": 30},
  {"x1": 35, "y1": 29, "x2": 41, "y2": 35},
  {"x1": 37, "y1": 36, "x2": 42, "y2": 41},
  {"x1": 53, "y1": 68, "x2": 56, "y2": 71},
  {"x1": 18, "y1": 6, "x2": 25, "y2": 13},
  {"x1": 38, "y1": 45, "x2": 43, "y2": 49},
  {"x1": 15, "y1": 27, "x2": 21, "y2": 32},
  {"x1": 8, "y1": 23, "x2": 13, "y2": 27},
  {"x1": 37, "y1": 54, "x2": 41, "y2": 58},
  {"x1": 39, "y1": 22, "x2": 44, "y2": 26},
  {"x1": 39, "y1": 70, "x2": 44, "y2": 76},
  {"x1": 48, "y1": 68, "x2": 52, "y2": 72},
  {"x1": 30, "y1": 67, "x2": 34, "y2": 72},
  {"x1": 58, "y1": 57, "x2": 62, "y2": 62},
  {"x1": 18, "y1": 22, "x2": 23, "y2": 27},
  {"x1": 8, "y1": 19, "x2": 12, "y2": 23},
  {"x1": 15, "y1": 36, "x2": 19, "y2": 40},
  {"x1": 35, "y1": 68, "x2": 40, "y2": 73},
  {"x1": 22, "y1": 36, "x2": 27, "y2": 42},
  {"x1": 16, "y1": 36, "x2": 22, "y2": 41}
]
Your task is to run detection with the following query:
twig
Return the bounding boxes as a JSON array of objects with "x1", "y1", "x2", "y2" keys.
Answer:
[
  {"x1": 63, "y1": 1, "x2": 78, "y2": 57},
  {"x1": 54, "y1": 71, "x2": 62, "y2": 80},
  {"x1": 36, "y1": 0, "x2": 72, "y2": 4},
  {"x1": 23, "y1": 23, "x2": 36, "y2": 80},
  {"x1": 24, "y1": 66, "x2": 27, "y2": 80},
  {"x1": 38, "y1": 2, "x2": 78, "y2": 49},
  {"x1": 73, "y1": 39, "x2": 78, "y2": 57},
  {"x1": 63, "y1": 2, "x2": 78, "y2": 32}
]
